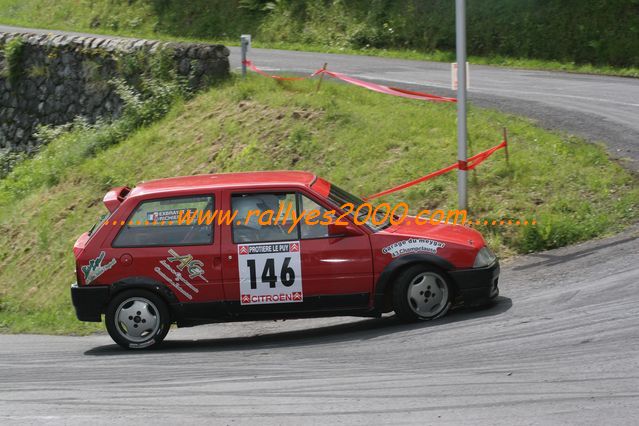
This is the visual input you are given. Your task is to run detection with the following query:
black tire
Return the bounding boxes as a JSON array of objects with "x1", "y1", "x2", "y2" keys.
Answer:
[
  {"x1": 105, "y1": 289, "x2": 171, "y2": 349},
  {"x1": 392, "y1": 264, "x2": 452, "y2": 322}
]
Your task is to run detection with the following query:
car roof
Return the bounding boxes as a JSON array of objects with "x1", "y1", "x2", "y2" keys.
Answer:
[{"x1": 129, "y1": 171, "x2": 317, "y2": 197}]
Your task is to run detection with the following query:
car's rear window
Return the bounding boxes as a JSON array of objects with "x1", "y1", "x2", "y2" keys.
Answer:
[
  {"x1": 88, "y1": 212, "x2": 110, "y2": 237},
  {"x1": 112, "y1": 195, "x2": 214, "y2": 247}
]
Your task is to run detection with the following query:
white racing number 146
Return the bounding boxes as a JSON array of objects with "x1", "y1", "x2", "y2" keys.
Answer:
[{"x1": 238, "y1": 241, "x2": 303, "y2": 305}]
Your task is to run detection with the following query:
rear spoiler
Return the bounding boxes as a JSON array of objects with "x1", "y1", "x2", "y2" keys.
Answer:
[{"x1": 103, "y1": 186, "x2": 131, "y2": 213}]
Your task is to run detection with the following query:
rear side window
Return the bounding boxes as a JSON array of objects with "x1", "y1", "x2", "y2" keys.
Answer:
[{"x1": 113, "y1": 196, "x2": 214, "y2": 247}]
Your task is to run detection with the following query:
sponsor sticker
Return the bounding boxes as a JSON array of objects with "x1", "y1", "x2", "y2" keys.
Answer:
[
  {"x1": 81, "y1": 251, "x2": 116, "y2": 284},
  {"x1": 154, "y1": 249, "x2": 208, "y2": 300},
  {"x1": 167, "y1": 249, "x2": 208, "y2": 282},
  {"x1": 238, "y1": 241, "x2": 303, "y2": 305},
  {"x1": 382, "y1": 238, "x2": 445, "y2": 258},
  {"x1": 146, "y1": 208, "x2": 195, "y2": 223}
]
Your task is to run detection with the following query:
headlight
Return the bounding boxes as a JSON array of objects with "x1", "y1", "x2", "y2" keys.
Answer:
[{"x1": 473, "y1": 246, "x2": 497, "y2": 268}]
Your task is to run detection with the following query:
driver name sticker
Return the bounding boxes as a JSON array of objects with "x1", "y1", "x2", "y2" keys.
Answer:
[
  {"x1": 147, "y1": 208, "x2": 196, "y2": 222},
  {"x1": 238, "y1": 241, "x2": 302, "y2": 305}
]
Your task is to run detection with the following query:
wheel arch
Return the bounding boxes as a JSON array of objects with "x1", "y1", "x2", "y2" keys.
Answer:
[
  {"x1": 109, "y1": 276, "x2": 179, "y2": 315},
  {"x1": 373, "y1": 254, "x2": 455, "y2": 312}
]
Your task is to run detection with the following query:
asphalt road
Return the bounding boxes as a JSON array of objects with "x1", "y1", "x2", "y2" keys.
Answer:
[
  {"x1": 227, "y1": 47, "x2": 639, "y2": 172},
  {"x1": 1, "y1": 227, "x2": 638, "y2": 425},
  {"x1": 0, "y1": 25, "x2": 638, "y2": 424}
]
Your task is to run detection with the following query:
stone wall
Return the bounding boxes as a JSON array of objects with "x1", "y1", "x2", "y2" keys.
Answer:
[{"x1": 0, "y1": 31, "x2": 230, "y2": 151}]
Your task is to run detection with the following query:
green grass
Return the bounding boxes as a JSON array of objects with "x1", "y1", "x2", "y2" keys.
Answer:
[
  {"x1": 0, "y1": 0, "x2": 638, "y2": 78},
  {"x1": 0, "y1": 75, "x2": 637, "y2": 335}
]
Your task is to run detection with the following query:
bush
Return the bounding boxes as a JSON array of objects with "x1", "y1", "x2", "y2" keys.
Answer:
[
  {"x1": 518, "y1": 215, "x2": 603, "y2": 253},
  {"x1": 3, "y1": 36, "x2": 25, "y2": 82},
  {"x1": 0, "y1": 149, "x2": 25, "y2": 179},
  {"x1": 253, "y1": 0, "x2": 639, "y2": 67}
]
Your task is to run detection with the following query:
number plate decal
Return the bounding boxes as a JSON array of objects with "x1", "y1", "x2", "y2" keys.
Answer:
[{"x1": 238, "y1": 241, "x2": 303, "y2": 305}]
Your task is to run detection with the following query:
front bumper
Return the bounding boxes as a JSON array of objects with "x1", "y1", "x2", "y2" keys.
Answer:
[
  {"x1": 448, "y1": 260, "x2": 500, "y2": 307},
  {"x1": 70, "y1": 283, "x2": 110, "y2": 322}
]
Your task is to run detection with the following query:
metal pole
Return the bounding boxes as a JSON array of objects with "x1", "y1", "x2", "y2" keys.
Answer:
[
  {"x1": 455, "y1": 0, "x2": 467, "y2": 210},
  {"x1": 241, "y1": 35, "x2": 250, "y2": 77},
  {"x1": 316, "y1": 62, "x2": 328, "y2": 92},
  {"x1": 503, "y1": 127, "x2": 509, "y2": 164}
]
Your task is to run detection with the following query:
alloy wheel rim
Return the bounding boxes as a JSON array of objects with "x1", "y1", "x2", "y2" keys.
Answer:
[
  {"x1": 407, "y1": 272, "x2": 448, "y2": 317},
  {"x1": 115, "y1": 297, "x2": 161, "y2": 343}
]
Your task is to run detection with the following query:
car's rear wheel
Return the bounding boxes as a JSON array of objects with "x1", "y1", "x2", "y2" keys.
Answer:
[
  {"x1": 105, "y1": 290, "x2": 170, "y2": 349},
  {"x1": 393, "y1": 265, "x2": 452, "y2": 322}
]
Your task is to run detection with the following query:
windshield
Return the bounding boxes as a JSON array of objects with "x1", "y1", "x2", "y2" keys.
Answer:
[{"x1": 326, "y1": 184, "x2": 392, "y2": 232}]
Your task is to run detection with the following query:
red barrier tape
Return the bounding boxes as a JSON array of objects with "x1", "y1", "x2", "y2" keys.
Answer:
[
  {"x1": 364, "y1": 140, "x2": 508, "y2": 200},
  {"x1": 315, "y1": 69, "x2": 457, "y2": 103},
  {"x1": 243, "y1": 60, "x2": 311, "y2": 81},
  {"x1": 242, "y1": 60, "x2": 456, "y2": 103}
]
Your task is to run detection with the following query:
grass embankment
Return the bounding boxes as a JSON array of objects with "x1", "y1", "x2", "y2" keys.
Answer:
[
  {"x1": 0, "y1": 76, "x2": 637, "y2": 334},
  {"x1": 1, "y1": 0, "x2": 638, "y2": 77}
]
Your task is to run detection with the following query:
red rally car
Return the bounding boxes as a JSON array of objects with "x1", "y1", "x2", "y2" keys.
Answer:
[{"x1": 71, "y1": 171, "x2": 499, "y2": 349}]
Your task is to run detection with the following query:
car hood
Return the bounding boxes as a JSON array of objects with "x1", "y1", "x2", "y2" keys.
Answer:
[{"x1": 379, "y1": 216, "x2": 485, "y2": 249}]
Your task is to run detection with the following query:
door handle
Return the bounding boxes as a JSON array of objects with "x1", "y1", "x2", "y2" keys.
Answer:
[{"x1": 213, "y1": 257, "x2": 222, "y2": 267}]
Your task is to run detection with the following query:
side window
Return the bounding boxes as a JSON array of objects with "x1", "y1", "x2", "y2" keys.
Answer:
[
  {"x1": 232, "y1": 193, "x2": 298, "y2": 243},
  {"x1": 299, "y1": 195, "x2": 330, "y2": 239},
  {"x1": 113, "y1": 196, "x2": 214, "y2": 247}
]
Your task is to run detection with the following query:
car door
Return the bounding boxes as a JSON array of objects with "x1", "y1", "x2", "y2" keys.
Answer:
[
  {"x1": 220, "y1": 188, "x2": 373, "y2": 314},
  {"x1": 296, "y1": 191, "x2": 373, "y2": 308},
  {"x1": 107, "y1": 193, "x2": 223, "y2": 303}
]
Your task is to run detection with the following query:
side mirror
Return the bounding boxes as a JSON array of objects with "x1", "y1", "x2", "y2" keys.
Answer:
[{"x1": 328, "y1": 222, "x2": 360, "y2": 237}]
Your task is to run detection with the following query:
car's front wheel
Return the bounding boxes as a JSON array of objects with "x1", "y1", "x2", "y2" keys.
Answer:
[
  {"x1": 105, "y1": 290, "x2": 170, "y2": 349},
  {"x1": 393, "y1": 265, "x2": 452, "y2": 322}
]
